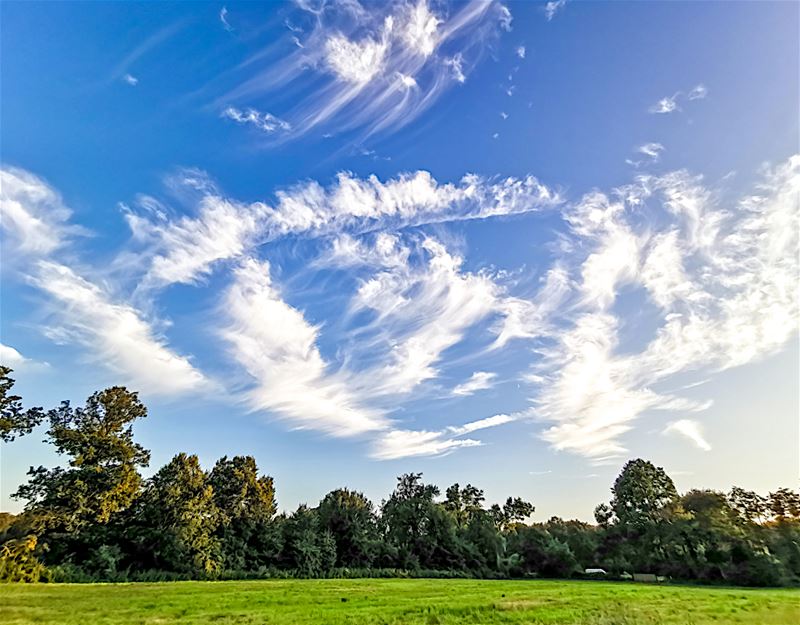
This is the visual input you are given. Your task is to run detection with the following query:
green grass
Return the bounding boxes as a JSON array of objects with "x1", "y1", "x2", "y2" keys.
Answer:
[{"x1": 1, "y1": 579, "x2": 798, "y2": 624}]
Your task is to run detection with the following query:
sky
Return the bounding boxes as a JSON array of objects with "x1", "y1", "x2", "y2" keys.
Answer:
[{"x1": 1, "y1": 0, "x2": 798, "y2": 521}]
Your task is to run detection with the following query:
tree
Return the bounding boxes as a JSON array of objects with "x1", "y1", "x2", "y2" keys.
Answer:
[
  {"x1": 381, "y1": 473, "x2": 459, "y2": 570},
  {"x1": 280, "y1": 505, "x2": 336, "y2": 576},
  {"x1": 132, "y1": 453, "x2": 221, "y2": 575},
  {"x1": 609, "y1": 459, "x2": 678, "y2": 529},
  {"x1": 209, "y1": 455, "x2": 277, "y2": 569},
  {"x1": 444, "y1": 483, "x2": 485, "y2": 527},
  {"x1": 0, "y1": 366, "x2": 44, "y2": 442},
  {"x1": 317, "y1": 488, "x2": 379, "y2": 568},
  {"x1": 14, "y1": 387, "x2": 150, "y2": 533},
  {"x1": 728, "y1": 487, "x2": 768, "y2": 524},
  {"x1": 767, "y1": 488, "x2": 800, "y2": 521},
  {"x1": 491, "y1": 497, "x2": 535, "y2": 531}
]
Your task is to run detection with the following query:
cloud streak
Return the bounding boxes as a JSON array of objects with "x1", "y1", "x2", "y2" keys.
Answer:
[{"x1": 219, "y1": 0, "x2": 512, "y2": 141}]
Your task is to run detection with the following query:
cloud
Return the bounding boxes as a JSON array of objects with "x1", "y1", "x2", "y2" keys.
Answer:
[
  {"x1": 688, "y1": 83, "x2": 708, "y2": 100},
  {"x1": 664, "y1": 419, "x2": 711, "y2": 451},
  {"x1": 123, "y1": 73, "x2": 139, "y2": 86},
  {"x1": 222, "y1": 106, "x2": 291, "y2": 133},
  {"x1": 452, "y1": 371, "x2": 497, "y2": 396},
  {"x1": 371, "y1": 428, "x2": 481, "y2": 460},
  {"x1": 32, "y1": 261, "x2": 208, "y2": 395},
  {"x1": 223, "y1": 257, "x2": 387, "y2": 437},
  {"x1": 516, "y1": 45, "x2": 526, "y2": 59},
  {"x1": 448, "y1": 413, "x2": 514, "y2": 434},
  {"x1": 220, "y1": 0, "x2": 510, "y2": 140},
  {"x1": 127, "y1": 169, "x2": 560, "y2": 288},
  {"x1": 0, "y1": 344, "x2": 29, "y2": 368},
  {"x1": 220, "y1": 6, "x2": 233, "y2": 32},
  {"x1": 649, "y1": 95, "x2": 679, "y2": 114},
  {"x1": 347, "y1": 238, "x2": 503, "y2": 395},
  {"x1": 109, "y1": 21, "x2": 185, "y2": 84},
  {"x1": 649, "y1": 84, "x2": 708, "y2": 114},
  {"x1": 0, "y1": 166, "x2": 82, "y2": 258},
  {"x1": 637, "y1": 142, "x2": 664, "y2": 161},
  {"x1": 371, "y1": 412, "x2": 514, "y2": 459},
  {"x1": 522, "y1": 154, "x2": 799, "y2": 461},
  {"x1": 1, "y1": 165, "x2": 208, "y2": 396},
  {"x1": 544, "y1": 0, "x2": 568, "y2": 21}
]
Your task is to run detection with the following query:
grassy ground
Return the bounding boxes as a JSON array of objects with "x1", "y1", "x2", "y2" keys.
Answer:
[{"x1": 1, "y1": 579, "x2": 798, "y2": 624}]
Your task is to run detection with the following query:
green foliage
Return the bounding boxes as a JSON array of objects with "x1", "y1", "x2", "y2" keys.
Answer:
[
  {"x1": 317, "y1": 489, "x2": 379, "y2": 568},
  {"x1": 209, "y1": 455, "x2": 278, "y2": 570},
  {"x1": 13, "y1": 387, "x2": 150, "y2": 533},
  {"x1": 0, "y1": 366, "x2": 44, "y2": 443},
  {"x1": 4, "y1": 376, "x2": 800, "y2": 587},
  {"x1": 279, "y1": 505, "x2": 336, "y2": 576},
  {"x1": 132, "y1": 453, "x2": 222, "y2": 575},
  {"x1": 0, "y1": 535, "x2": 50, "y2": 582},
  {"x1": 610, "y1": 458, "x2": 679, "y2": 529}
]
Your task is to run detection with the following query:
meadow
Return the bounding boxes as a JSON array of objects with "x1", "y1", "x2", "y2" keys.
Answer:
[{"x1": 1, "y1": 579, "x2": 798, "y2": 625}]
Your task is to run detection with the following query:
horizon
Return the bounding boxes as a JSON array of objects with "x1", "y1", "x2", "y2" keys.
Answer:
[{"x1": 1, "y1": 0, "x2": 798, "y2": 522}]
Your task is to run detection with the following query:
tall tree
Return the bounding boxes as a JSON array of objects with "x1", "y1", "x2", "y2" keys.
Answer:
[
  {"x1": 132, "y1": 453, "x2": 221, "y2": 575},
  {"x1": 14, "y1": 387, "x2": 150, "y2": 533},
  {"x1": 317, "y1": 488, "x2": 378, "y2": 568},
  {"x1": 209, "y1": 455, "x2": 277, "y2": 570},
  {"x1": 609, "y1": 459, "x2": 678, "y2": 529}
]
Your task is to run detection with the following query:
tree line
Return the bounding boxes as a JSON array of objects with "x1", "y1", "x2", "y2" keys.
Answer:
[{"x1": 1, "y1": 367, "x2": 799, "y2": 586}]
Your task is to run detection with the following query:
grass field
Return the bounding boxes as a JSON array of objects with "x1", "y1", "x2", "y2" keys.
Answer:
[{"x1": 1, "y1": 579, "x2": 798, "y2": 624}]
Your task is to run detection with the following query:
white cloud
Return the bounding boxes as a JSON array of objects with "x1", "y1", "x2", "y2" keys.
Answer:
[
  {"x1": 1, "y1": 165, "x2": 208, "y2": 396},
  {"x1": 649, "y1": 95, "x2": 679, "y2": 114},
  {"x1": 32, "y1": 261, "x2": 208, "y2": 395},
  {"x1": 649, "y1": 84, "x2": 707, "y2": 113},
  {"x1": 0, "y1": 343, "x2": 29, "y2": 368},
  {"x1": 350, "y1": 238, "x2": 502, "y2": 395},
  {"x1": 371, "y1": 428, "x2": 481, "y2": 460},
  {"x1": 223, "y1": 257, "x2": 386, "y2": 437},
  {"x1": 127, "y1": 169, "x2": 560, "y2": 288},
  {"x1": 371, "y1": 411, "x2": 514, "y2": 459},
  {"x1": 123, "y1": 73, "x2": 138, "y2": 86},
  {"x1": 220, "y1": 0, "x2": 508, "y2": 140},
  {"x1": 637, "y1": 142, "x2": 664, "y2": 161},
  {"x1": 448, "y1": 413, "x2": 514, "y2": 434},
  {"x1": 220, "y1": 6, "x2": 233, "y2": 32},
  {"x1": 664, "y1": 419, "x2": 711, "y2": 451},
  {"x1": 452, "y1": 371, "x2": 497, "y2": 396},
  {"x1": 0, "y1": 166, "x2": 81, "y2": 258},
  {"x1": 222, "y1": 107, "x2": 291, "y2": 133},
  {"x1": 444, "y1": 53, "x2": 466, "y2": 83},
  {"x1": 544, "y1": 0, "x2": 567, "y2": 21},
  {"x1": 688, "y1": 83, "x2": 708, "y2": 100},
  {"x1": 497, "y1": 4, "x2": 513, "y2": 31},
  {"x1": 325, "y1": 31, "x2": 389, "y2": 85},
  {"x1": 524, "y1": 154, "x2": 800, "y2": 461},
  {"x1": 516, "y1": 45, "x2": 525, "y2": 59}
]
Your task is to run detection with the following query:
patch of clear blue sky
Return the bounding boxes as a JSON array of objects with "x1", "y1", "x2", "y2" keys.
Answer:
[{"x1": 1, "y1": 1, "x2": 797, "y2": 518}]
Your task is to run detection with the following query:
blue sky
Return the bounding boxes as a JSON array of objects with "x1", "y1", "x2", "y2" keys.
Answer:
[{"x1": 1, "y1": 0, "x2": 798, "y2": 520}]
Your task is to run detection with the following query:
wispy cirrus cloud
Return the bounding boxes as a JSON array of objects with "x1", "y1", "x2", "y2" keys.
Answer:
[
  {"x1": 222, "y1": 106, "x2": 290, "y2": 133},
  {"x1": 452, "y1": 371, "x2": 497, "y2": 396},
  {"x1": 371, "y1": 413, "x2": 513, "y2": 460},
  {"x1": 664, "y1": 419, "x2": 711, "y2": 451},
  {"x1": 516, "y1": 154, "x2": 799, "y2": 461},
  {"x1": 0, "y1": 166, "x2": 209, "y2": 396},
  {"x1": 544, "y1": 0, "x2": 568, "y2": 21},
  {"x1": 219, "y1": 0, "x2": 513, "y2": 140},
  {"x1": 223, "y1": 257, "x2": 386, "y2": 437},
  {"x1": 125, "y1": 168, "x2": 560, "y2": 289},
  {"x1": 649, "y1": 83, "x2": 708, "y2": 114}
]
